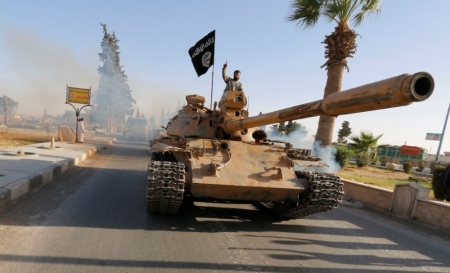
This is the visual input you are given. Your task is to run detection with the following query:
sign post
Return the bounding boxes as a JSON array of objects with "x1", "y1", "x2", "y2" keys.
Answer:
[
  {"x1": 66, "y1": 86, "x2": 92, "y2": 143},
  {"x1": 425, "y1": 102, "x2": 450, "y2": 162},
  {"x1": 435, "y1": 102, "x2": 450, "y2": 162}
]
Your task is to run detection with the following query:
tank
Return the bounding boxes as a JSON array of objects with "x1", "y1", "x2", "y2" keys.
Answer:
[
  {"x1": 147, "y1": 72, "x2": 434, "y2": 218},
  {"x1": 123, "y1": 117, "x2": 149, "y2": 141}
]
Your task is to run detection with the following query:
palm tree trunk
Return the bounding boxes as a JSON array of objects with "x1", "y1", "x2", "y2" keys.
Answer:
[{"x1": 314, "y1": 62, "x2": 345, "y2": 146}]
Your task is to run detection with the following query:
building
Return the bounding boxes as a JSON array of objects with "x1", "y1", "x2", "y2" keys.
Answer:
[
  {"x1": 377, "y1": 145, "x2": 428, "y2": 161},
  {"x1": 426, "y1": 151, "x2": 450, "y2": 164}
]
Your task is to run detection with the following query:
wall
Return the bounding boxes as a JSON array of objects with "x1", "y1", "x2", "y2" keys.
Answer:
[{"x1": 341, "y1": 179, "x2": 450, "y2": 230}]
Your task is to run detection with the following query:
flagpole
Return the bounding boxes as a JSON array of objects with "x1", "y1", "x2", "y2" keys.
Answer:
[
  {"x1": 210, "y1": 64, "x2": 214, "y2": 109},
  {"x1": 435, "y1": 102, "x2": 450, "y2": 162}
]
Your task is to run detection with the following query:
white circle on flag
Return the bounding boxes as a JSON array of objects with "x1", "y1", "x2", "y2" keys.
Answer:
[{"x1": 202, "y1": 52, "x2": 212, "y2": 67}]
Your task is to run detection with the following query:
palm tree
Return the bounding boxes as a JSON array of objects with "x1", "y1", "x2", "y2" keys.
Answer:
[
  {"x1": 287, "y1": 0, "x2": 381, "y2": 147},
  {"x1": 348, "y1": 131, "x2": 383, "y2": 162}
]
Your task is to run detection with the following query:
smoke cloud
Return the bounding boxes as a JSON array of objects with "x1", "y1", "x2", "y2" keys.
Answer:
[
  {"x1": 0, "y1": 25, "x2": 185, "y2": 126},
  {"x1": 313, "y1": 141, "x2": 340, "y2": 173},
  {"x1": 125, "y1": 78, "x2": 185, "y2": 128},
  {"x1": 266, "y1": 128, "x2": 341, "y2": 173}
]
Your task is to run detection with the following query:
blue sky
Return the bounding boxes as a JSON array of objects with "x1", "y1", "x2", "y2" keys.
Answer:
[{"x1": 0, "y1": 0, "x2": 449, "y2": 154}]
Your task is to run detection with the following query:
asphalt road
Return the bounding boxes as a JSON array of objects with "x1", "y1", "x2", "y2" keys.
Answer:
[{"x1": 0, "y1": 140, "x2": 449, "y2": 273}]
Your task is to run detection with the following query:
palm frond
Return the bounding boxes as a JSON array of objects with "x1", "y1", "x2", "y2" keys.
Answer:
[
  {"x1": 352, "y1": 0, "x2": 381, "y2": 27},
  {"x1": 286, "y1": 0, "x2": 326, "y2": 29},
  {"x1": 323, "y1": 0, "x2": 356, "y2": 24},
  {"x1": 348, "y1": 131, "x2": 383, "y2": 154}
]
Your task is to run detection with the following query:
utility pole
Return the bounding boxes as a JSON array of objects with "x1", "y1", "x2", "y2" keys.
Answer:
[
  {"x1": 3, "y1": 96, "x2": 7, "y2": 126},
  {"x1": 435, "y1": 102, "x2": 450, "y2": 162},
  {"x1": 42, "y1": 109, "x2": 47, "y2": 125}
]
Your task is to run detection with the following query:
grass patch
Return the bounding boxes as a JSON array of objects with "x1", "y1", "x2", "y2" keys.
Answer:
[
  {"x1": 0, "y1": 130, "x2": 58, "y2": 149},
  {"x1": 337, "y1": 164, "x2": 434, "y2": 198}
]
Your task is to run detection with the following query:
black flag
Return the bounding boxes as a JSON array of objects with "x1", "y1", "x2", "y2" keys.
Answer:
[{"x1": 188, "y1": 30, "x2": 215, "y2": 77}]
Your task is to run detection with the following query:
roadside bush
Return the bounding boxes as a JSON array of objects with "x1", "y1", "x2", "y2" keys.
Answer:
[
  {"x1": 429, "y1": 161, "x2": 437, "y2": 172},
  {"x1": 429, "y1": 161, "x2": 447, "y2": 172},
  {"x1": 334, "y1": 145, "x2": 354, "y2": 169},
  {"x1": 417, "y1": 160, "x2": 427, "y2": 170},
  {"x1": 379, "y1": 156, "x2": 390, "y2": 166},
  {"x1": 404, "y1": 159, "x2": 418, "y2": 167},
  {"x1": 409, "y1": 176, "x2": 431, "y2": 183},
  {"x1": 355, "y1": 152, "x2": 370, "y2": 167},
  {"x1": 403, "y1": 162, "x2": 412, "y2": 174},
  {"x1": 432, "y1": 167, "x2": 448, "y2": 200}
]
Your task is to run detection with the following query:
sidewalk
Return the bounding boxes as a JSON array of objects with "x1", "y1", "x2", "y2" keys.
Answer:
[{"x1": 0, "y1": 137, "x2": 115, "y2": 209}]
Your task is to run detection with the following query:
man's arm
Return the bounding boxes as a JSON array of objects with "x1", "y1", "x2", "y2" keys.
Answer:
[{"x1": 222, "y1": 62, "x2": 229, "y2": 83}]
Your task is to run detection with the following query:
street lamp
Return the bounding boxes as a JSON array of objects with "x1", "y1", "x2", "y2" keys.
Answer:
[{"x1": 435, "y1": 102, "x2": 450, "y2": 162}]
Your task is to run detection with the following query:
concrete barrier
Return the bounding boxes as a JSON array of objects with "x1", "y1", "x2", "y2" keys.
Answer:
[
  {"x1": 341, "y1": 179, "x2": 392, "y2": 210},
  {"x1": 386, "y1": 163, "x2": 398, "y2": 171},
  {"x1": 414, "y1": 200, "x2": 450, "y2": 229},
  {"x1": 59, "y1": 126, "x2": 76, "y2": 142}
]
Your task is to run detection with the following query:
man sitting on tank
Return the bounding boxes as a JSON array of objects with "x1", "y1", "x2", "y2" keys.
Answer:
[{"x1": 222, "y1": 61, "x2": 243, "y2": 92}]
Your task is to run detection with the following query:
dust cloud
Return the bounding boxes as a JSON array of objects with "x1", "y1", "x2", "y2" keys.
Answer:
[
  {"x1": 0, "y1": 26, "x2": 98, "y2": 117},
  {"x1": 0, "y1": 25, "x2": 185, "y2": 125}
]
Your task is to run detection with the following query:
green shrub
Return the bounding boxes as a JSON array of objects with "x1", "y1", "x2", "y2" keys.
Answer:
[
  {"x1": 334, "y1": 145, "x2": 354, "y2": 169},
  {"x1": 403, "y1": 162, "x2": 412, "y2": 174},
  {"x1": 432, "y1": 167, "x2": 448, "y2": 200},
  {"x1": 379, "y1": 156, "x2": 390, "y2": 166},
  {"x1": 417, "y1": 160, "x2": 427, "y2": 170},
  {"x1": 355, "y1": 152, "x2": 370, "y2": 167},
  {"x1": 429, "y1": 161, "x2": 437, "y2": 172},
  {"x1": 430, "y1": 161, "x2": 448, "y2": 172},
  {"x1": 405, "y1": 159, "x2": 418, "y2": 167}
]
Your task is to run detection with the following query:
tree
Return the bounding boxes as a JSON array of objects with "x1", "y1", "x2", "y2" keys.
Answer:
[
  {"x1": 287, "y1": 0, "x2": 381, "y2": 147},
  {"x1": 91, "y1": 24, "x2": 136, "y2": 134},
  {"x1": 271, "y1": 121, "x2": 306, "y2": 136},
  {"x1": 348, "y1": 131, "x2": 383, "y2": 163},
  {"x1": 337, "y1": 120, "x2": 352, "y2": 143},
  {"x1": 286, "y1": 120, "x2": 303, "y2": 134},
  {"x1": 60, "y1": 110, "x2": 74, "y2": 123}
]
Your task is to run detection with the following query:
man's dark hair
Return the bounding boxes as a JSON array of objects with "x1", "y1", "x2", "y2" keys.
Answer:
[{"x1": 234, "y1": 70, "x2": 241, "y2": 74}]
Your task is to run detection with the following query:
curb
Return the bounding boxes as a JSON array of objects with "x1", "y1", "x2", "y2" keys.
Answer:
[{"x1": 0, "y1": 139, "x2": 114, "y2": 209}]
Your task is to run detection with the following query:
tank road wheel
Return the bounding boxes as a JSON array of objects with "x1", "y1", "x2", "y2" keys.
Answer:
[
  {"x1": 146, "y1": 161, "x2": 186, "y2": 214},
  {"x1": 263, "y1": 171, "x2": 344, "y2": 219}
]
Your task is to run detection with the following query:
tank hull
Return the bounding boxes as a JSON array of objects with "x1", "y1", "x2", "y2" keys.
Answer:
[
  {"x1": 148, "y1": 136, "x2": 343, "y2": 218},
  {"x1": 186, "y1": 140, "x2": 306, "y2": 201}
]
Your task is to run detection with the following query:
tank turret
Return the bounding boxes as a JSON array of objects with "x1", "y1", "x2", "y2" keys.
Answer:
[{"x1": 148, "y1": 72, "x2": 434, "y2": 218}]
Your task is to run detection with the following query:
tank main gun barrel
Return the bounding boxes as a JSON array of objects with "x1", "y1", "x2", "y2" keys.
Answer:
[{"x1": 224, "y1": 72, "x2": 434, "y2": 133}]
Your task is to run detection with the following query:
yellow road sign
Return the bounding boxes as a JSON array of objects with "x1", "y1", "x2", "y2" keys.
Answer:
[{"x1": 67, "y1": 86, "x2": 90, "y2": 104}]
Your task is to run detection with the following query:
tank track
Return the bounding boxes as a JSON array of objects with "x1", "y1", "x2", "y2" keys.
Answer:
[
  {"x1": 263, "y1": 171, "x2": 344, "y2": 219},
  {"x1": 146, "y1": 161, "x2": 186, "y2": 214},
  {"x1": 287, "y1": 149, "x2": 322, "y2": 161}
]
